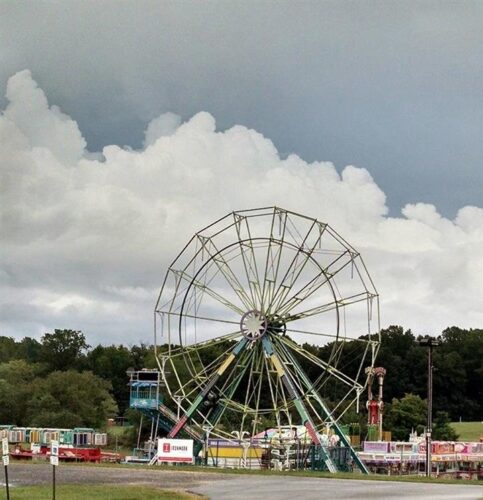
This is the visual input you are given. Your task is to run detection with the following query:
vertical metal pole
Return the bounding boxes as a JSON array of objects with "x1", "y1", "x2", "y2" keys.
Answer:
[
  {"x1": 137, "y1": 415, "x2": 143, "y2": 450},
  {"x1": 426, "y1": 344, "x2": 433, "y2": 478},
  {"x1": 378, "y1": 374, "x2": 383, "y2": 441},
  {"x1": 4, "y1": 465, "x2": 10, "y2": 500},
  {"x1": 52, "y1": 464, "x2": 56, "y2": 500},
  {"x1": 204, "y1": 430, "x2": 209, "y2": 466}
]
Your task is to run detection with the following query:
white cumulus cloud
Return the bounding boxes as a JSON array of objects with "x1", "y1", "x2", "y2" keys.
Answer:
[{"x1": 1, "y1": 70, "x2": 482, "y2": 344}]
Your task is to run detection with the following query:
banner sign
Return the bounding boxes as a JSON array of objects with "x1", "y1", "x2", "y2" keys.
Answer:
[{"x1": 157, "y1": 439, "x2": 193, "y2": 463}]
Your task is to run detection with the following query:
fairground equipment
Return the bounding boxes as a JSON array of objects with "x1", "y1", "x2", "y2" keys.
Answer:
[
  {"x1": 365, "y1": 366, "x2": 386, "y2": 441},
  {"x1": 148, "y1": 207, "x2": 380, "y2": 472}
]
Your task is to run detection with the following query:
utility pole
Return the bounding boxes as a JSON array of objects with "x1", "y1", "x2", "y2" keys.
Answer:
[{"x1": 418, "y1": 336, "x2": 440, "y2": 478}]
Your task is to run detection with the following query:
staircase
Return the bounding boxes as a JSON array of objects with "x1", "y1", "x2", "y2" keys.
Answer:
[{"x1": 158, "y1": 403, "x2": 203, "y2": 442}]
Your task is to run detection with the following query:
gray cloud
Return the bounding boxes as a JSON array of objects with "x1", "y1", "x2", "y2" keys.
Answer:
[
  {"x1": 1, "y1": 2, "x2": 483, "y2": 216},
  {"x1": 1, "y1": 71, "x2": 482, "y2": 345}
]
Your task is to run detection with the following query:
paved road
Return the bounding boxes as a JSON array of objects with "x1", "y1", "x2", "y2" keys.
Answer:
[
  {"x1": 5, "y1": 463, "x2": 483, "y2": 499},
  {"x1": 194, "y1": 474, "x2": 483, "y2": 500}
]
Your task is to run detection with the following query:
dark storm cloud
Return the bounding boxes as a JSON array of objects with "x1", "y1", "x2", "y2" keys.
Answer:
[{"x1": 1, "y1": 1, "x2": 483, "y2": 215}]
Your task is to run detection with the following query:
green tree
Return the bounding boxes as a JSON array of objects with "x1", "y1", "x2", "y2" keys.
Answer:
[
  {"x1": 87, "y1": 345, "x2": 133, "y2": 414},
  {"x1": 17, "y1": 337, "x2": 42, "y2": 363},
  {"x1": 40, "y1": 329, "x2": 89, "y2": 371},
  {"x1": 432, "y1": 411, "x2": 459, "y2": 441},
  {"x1": 0, "y1": 337, "x2": 19, "y2": 363},
  {"x1": 27, "y1": 370, "x2": 117, "y2": 428},
  {"x1": 385, "y1": 393, "x2": 426, "y2": 440},
  {"x1": 435, "y1": 327, "x2": 483, "y2": 420},
  {"x1": 0, "y1": 360, "x2": 43, "y2": 425}
]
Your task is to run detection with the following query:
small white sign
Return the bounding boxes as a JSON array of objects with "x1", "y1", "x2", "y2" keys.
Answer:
[
  {"x1": 157, "y1": 438, "x2": 193, "y2": 463},
  {"x1": 51, "y1": 440, "x2": 59, "y2": 456},
  {"x1": 2, "y1": 437, "x2": 8, "y2": 456},
  {"x1": 31, "y1": 443, "x2": 41, "y2": 454},
  {"x1": 2, "y1": 455, "x2": 9, "y2": 466},
  {"x1": 50, "y1": 455, "x2": 59, "y2": 466}
]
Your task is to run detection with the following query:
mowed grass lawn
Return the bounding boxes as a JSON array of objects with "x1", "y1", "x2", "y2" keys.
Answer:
[
  {"x1": 9, "y1": 484, "x2": 205, "y2": 500},
  {"x1": 451, "y1": 421, "x2": 483, "y2": 441}
]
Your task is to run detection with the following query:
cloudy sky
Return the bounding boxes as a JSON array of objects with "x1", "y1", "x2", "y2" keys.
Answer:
[{"x1": 1, "y1": 1, "x2": 483, "y2": 346}]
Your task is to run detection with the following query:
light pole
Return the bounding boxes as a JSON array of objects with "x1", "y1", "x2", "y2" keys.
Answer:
[{"x1": 418, "y1": 336, "x2": 440, "y2": 477}]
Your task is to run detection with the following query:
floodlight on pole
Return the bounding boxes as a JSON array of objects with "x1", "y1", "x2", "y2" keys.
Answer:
[{"x1": 418, "y1": 336, "x2": 441, "y2": 478}]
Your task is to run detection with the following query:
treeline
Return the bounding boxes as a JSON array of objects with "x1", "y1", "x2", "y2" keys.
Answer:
[
  {"x1": 0, "y1": 330, "x2": 157, "y2": 428},
  {"x1": 0, "y1": 326, "x2": 481, "y2": 433},
  {"x1": 303, "y1": 325, "x2": 483, "y2": 422}
]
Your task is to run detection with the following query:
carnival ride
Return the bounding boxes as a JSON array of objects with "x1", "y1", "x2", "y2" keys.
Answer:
[
  {"x1": 365, "y1": 366, "x2": 387, "y2": 441},
  {"x1": 133, "y1": 207, "x2": 381, "y2": 472},
  {"x1": 0, "y1": 425, "x2": 111, "y2": 462}
]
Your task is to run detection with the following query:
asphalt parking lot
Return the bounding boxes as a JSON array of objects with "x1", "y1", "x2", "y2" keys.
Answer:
[{"x1": 5, "y1": 463, "x2": 483, "y2": 499}]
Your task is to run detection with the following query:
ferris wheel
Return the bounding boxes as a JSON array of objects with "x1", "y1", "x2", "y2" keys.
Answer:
[{"x1": 154, "y1": 207, "x2": 379, "y2": 470}]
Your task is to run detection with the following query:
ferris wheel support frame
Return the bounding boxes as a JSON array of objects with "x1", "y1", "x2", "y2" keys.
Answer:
[{"x1": 154, "y1": 207, "x2": 379, "y2": 474}]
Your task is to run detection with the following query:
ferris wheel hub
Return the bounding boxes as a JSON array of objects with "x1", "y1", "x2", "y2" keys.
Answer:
[{"x1": 240, "y1": 310, "x2": 268, "y2": 341}]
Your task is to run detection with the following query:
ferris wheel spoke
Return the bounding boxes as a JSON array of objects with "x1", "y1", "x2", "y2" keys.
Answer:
[
  {"x1": 189, "y1": 342, "x2": 240, "y2": 380},
  {"x1": 196, "y1": 234, "x2": 255, "y2": 311},
  {"x1": 282, "y1": 325, "x2": 372, "y2": 345},
  {"x1": 200, "y1": 348, "x2": 255, "y2": 431},
  {"x1": 275, "y1": 335, "x2": 364, "y2": 390},
  {"x1": 272, "y1": 335, "x2": 362, "y2": 444},
  {"x1": 261, "y1": 335, "x2": 324, "y2": 445},
  {"x1": 238, "y1": 346, "x2": 263, "y2": 433},
  {"x1": 274, "y1": 249, "x2": 353, "y2": 317},
  {"x1": 168, "y1": 330, "x2": 241, "y2": 359},
  {"x1": 284, "y1": 327, "x2": 340, "y2": 340},
  {"x1": 262, "y1": 353, "x2": 281, "y2": 421},
  {"x1": 233, "y1": 214, "x2": 263, "y2": 309},
  {"x1": 260, "y1": 209, "x2": 288, "y2": 310},
  {"x1": 159, "y1": 310, "x2": 240, "y2": 327},
  {"x1": 251, "y1": 351, "x2": 266, "y2": 433},
  {"x1": 328, "y1": 386, "x2": 359, "y2": 419},
  {"x1": 267, "y1": 219, "x2": 321, "y2": 314},
  {"x1": 284, "y1": 291, "x2": 375, "y2": 322},
  {"x1": 272, "y1": 363, "x2": 292, "y2": 427},
  {"x1": 270, "y1": 219, "x2": 329, "y2": 314},
  {"x1": 168, "y1": 337, "x2": 252, "y2": 438},
  {"x1": 171, "y1": 268, "x2": 246, "y2": 316},
  {"x1": 175, "y1": 342, "x2": 246, "y2": 399}
]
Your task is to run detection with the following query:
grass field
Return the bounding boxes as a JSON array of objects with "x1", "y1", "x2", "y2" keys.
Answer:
[
  {"x1": 105, "y1": 425, "x2": 135, "y2": 455},
  {"x1": 451, "y1": 421, "x2": 483, "y2": 441},
  {"x1": 9, "y1": 484, "x2": 205, "y2": 500},
  {"x1": 106, "y1": 425, "x2": 134, "y2": 437}
]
